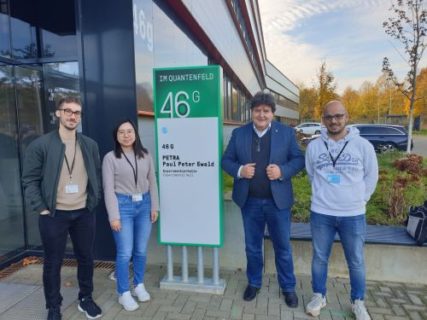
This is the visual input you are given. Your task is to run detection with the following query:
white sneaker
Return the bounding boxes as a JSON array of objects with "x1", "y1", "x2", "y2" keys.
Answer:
[
  {"x1": 109, "y1": 270, "x2": 116, "y2": 281},
  {"x1": 306, "y1": 293, "x2": 327, "y2": 317},
  {"x1": 352, "y1": 299, "x2": 371, "y2": 320},
  {"x1": 118, "y1": 291, "x2": 139, "y2": 311},
  {"x1": 134, "y1": 283, "x2": 151, "y2": 302}
]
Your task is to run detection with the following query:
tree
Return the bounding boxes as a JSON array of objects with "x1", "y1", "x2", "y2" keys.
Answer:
[
  {"x1": 359, "y1": 81, "x2": 381, "y2": 122},
  {"x1": 315, "y1": 62, "x2": 338, "y2": 119},
  {"x1": 298, "y1": 84, "x2": 318, "y2": 121},
  {"x1": 341, "y1": 87, "x2": 361, "y2": 120},
  {"x1": 413, "y1": 67, "x2": 427, "y2": 118},
  {"x1": 383, "y1": 0, "x2": 427, "y2": 152}
]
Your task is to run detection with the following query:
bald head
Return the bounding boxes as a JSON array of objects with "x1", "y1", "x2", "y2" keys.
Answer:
[
  {"x1": 323, "y1": 100, "x2": 347, "y2": 116},
  {"x1": 322, "y1": 100, "x2": 349, "y2": 140}
]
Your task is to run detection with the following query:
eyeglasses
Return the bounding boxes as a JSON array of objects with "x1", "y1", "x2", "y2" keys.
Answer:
[
  {"x1": 322, "y1": 113, "x2": 346, "y2": 121},
  {"x1": 60, "y1": 108, "x2": 82, "y2": 117}
]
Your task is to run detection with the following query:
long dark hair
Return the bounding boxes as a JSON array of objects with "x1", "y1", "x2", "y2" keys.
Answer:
[{"x1": 113, "y1": 119, "x2": 148, "y2": 158}]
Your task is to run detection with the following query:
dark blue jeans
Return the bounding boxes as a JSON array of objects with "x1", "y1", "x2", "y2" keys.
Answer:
[
  {"x1": 39, "y1": 208, "x2": 95, "y2": 308},
  {"x1": 241, "y1": 197, "x2": 296, "y2": 292},
  {"x1": 310, "y1": 211, "x2": 366, "y2": 301}
]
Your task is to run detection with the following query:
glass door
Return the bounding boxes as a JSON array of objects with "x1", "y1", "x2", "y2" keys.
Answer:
[
  {"x1": 14, "y1": 65, "x2": 45, "y2": 249},
  {"x1": 0, "y1": 65, "x2": 23, "y2": 260}
]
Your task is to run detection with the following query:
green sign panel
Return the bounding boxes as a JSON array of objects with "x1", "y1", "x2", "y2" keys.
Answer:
[
  {"x1": 153, "y1": 65, "x2": 223, "y2": 247},
  {"x1": 154, "y1": 66, "x2": 221, "y2": 118}
]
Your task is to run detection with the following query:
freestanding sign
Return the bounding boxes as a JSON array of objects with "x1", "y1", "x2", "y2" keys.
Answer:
[{"x1": 154, "y1": 65, "x2": 223, "y2": 247}]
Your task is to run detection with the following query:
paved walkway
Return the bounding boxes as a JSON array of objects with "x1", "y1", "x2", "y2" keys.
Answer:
[{"x1": 0, "y1": 262, "x2": 426, "y2": 320}]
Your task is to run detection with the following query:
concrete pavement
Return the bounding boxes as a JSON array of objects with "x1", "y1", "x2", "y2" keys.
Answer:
[{"x1": 1, "y1": 261, "x2": 427, "y2": 320}]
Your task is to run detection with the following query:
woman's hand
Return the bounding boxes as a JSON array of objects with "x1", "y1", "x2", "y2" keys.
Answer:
[
  {"x1": 151, "y1": 210, "x2": 159, "y2": 223},
  {"x1": 110, "y1": 219, "x2": 121, "y2": 232}
]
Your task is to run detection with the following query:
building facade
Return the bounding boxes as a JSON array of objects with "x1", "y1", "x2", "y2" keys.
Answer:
[{"x1": 0, "y1": 0, "x2": 299, "y2": 266}]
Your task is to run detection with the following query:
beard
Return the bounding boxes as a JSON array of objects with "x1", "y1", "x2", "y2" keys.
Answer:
[
  {"x1": 60, "y1": 119, "x2": 78, "y2": 131},
  {"x1": 327, "y1": 126, "x2": 346, "y2": 136}
]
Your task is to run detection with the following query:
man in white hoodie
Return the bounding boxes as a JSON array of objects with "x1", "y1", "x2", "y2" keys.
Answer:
[{"x1": 305, "y1": 101, "x2": 378, "y2": 320}]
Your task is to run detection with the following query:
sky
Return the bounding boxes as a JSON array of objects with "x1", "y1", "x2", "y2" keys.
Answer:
[{"x1": 258, "y1": 0, "x2": 427, "y2": 94}]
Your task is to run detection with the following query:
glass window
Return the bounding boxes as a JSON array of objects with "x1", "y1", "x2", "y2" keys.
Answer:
[
  {"x1": 14, "y1": 66, "x2": 44, "y2": 248},
  {"x1": 357, "y1": 126, "x2": 367, "y2": 134},
  {"x1": 43, "y1": 62, "x2": 80, "y2": 132},
  {"x1": 10, "y1": 0, "x2": 77, "y2": 60},
  {"x1": 371, "y1": 127, "x2": 385, "y2": 134},
  {"x1": 39, "y1": 0, "x2": 77, "y2": 58},
  {"x1": 231, "y1": 86, "x2": 239, "y2": 121},
  {"x1": 10, "y1": 15, "x2": 37, "y2": 59},
  {"x1": 40, "y1": 29, "x2": 76, "y2": 59},
  {"x1": 223, "y1": 75, "x2": 230, "y2": 120},
  {"x1": 226, "y1": 79, "x2": 232, "y2": 120},
  {"x1": 381, "y1": 127, "x2": 403, "y2": 135},
  {"x1": 0, "y1": 65, "x2": 25, "y2": 260},
  {"x1": 245, "y1": 95, "x2": 251, "y2": 122},
  {"x1": 10, "y1": 0, "x2": 38, "y2": 59},
  {"x1": 239, "y1": 93, "x2": 246, "y2": 122},
  {"x1": 0, "y1": 1, "x2": 11, "y2": 58}
]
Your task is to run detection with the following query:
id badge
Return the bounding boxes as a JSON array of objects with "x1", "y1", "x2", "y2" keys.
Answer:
[
  {"x1": 327, "y1": 174, "x2": 341, "y2": 184},
  {"x1": 65, "y1": 183, "x2": 79, "y2": 194},
  {"x1": 132, "y1": 193, "x2": 143, "y2": 202}
]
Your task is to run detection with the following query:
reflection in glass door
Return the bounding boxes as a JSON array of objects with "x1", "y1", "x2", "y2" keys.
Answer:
[
  {"x1": 14, "y1": 65, "x2": 45, "y2": 249},
  {"x1": 43, "y1": 62, "x2": 80, "y2": 132},
  {"x1": 15, "y1": 66, "x2": 45, "y2": 156},
  {"x1": 0, "y1": 65, "x2": 27, "y2": 261}
]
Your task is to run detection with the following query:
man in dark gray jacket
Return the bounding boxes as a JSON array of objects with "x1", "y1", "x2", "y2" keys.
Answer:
[{"x1": 22, "y1": 97, "x2": 102, "y2": 320}]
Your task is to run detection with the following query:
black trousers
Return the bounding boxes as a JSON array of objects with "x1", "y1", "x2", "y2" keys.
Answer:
[{"x1": 39, "y1": 208, "x2": 95, "y2": 308}]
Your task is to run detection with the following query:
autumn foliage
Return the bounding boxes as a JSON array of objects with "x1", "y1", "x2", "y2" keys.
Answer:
[{"x1": 299, "y1": 66, "x2": 427, "y2": 125}]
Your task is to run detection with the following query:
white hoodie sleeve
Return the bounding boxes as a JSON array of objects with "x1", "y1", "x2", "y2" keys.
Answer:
[
  {"x1": 305, "y1": 141, "x2": 314, "y2": 183},
  {"x1": 362, "y1": 141, "x2": 379, "y2": 201}
]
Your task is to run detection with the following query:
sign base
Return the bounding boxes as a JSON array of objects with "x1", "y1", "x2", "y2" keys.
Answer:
[{"x1": 160, "y1": 275, "x2": 226, "y2": 295}]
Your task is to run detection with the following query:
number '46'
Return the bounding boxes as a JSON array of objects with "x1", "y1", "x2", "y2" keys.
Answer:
[{"x1": 160, "y1": 91, "x2": 190, "y2": 118}]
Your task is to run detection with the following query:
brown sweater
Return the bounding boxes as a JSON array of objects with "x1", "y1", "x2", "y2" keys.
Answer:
[{"x1": 56, "y1": 139, "x2": 88, "y2": 210}]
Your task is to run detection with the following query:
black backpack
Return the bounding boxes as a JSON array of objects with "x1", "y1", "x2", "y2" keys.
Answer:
[{"x1": 406, "y1": 201, "x2": 427, "y2": 246}]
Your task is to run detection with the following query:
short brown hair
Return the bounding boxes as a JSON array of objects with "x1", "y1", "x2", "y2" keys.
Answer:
[{"x1": 57, "y1": 96, "x2": 81, "y2": 110}]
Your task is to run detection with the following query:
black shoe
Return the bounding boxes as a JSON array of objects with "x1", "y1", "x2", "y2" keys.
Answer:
[
  {"x1": 47, "y1": 307, "x2": 62, "y2": 320},
  {"x1": 243, "y1": 285, "x2": 260, "y2": 301},
  {"x1": 78, "y1": 296, "x2": 102, "y2": 319},
  {"x1": 283, "y1": 291, "x2": 298, "y2": 308}
]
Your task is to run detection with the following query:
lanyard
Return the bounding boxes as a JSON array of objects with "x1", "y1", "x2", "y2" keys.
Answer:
[
  {"x1": 323, "y1": 141, "x2": 349, "y2": 168},
  {"x1": 64, "y1": 138, "x2": 77, "y2": 180},
  {"x1": 122, "y1": 151, "x2": 138, "y2": 188}
]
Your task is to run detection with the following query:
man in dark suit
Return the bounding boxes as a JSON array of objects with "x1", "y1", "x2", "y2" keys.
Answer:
[{"x1": 222, "y1": 91, "x2": 304, "y2": 307}]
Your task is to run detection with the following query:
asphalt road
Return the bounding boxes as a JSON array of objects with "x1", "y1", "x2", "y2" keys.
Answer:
[{"x1": 413, "y1": 135, "x2": 427, "y2": 156}]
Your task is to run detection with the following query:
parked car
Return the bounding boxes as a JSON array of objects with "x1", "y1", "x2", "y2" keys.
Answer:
[
  {"x1": 294, "y1": 122, "x2": 322, "y2": 135},
  {"x1": 351, "y1": 124, "x2": 413, "y2": 152},
  {"x1": 300, "y1": 133, "x2": 320, "y2": 146}
]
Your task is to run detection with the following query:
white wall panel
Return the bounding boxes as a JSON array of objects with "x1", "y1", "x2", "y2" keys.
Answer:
[
  {"x1": 182, "y1": 0, "x2": 261, "y2": 94},
  {"x1": 244, "y1": 0, "x2": 265, "y2": 62},
  {"x1": 266, "y1": 76, "x2": 299, "y2": 103},
  {"x1": 275, "y1": 105, "x2": 299, "y2": 119},
  {"x1": 265, "y1": 61, "x2": 299, "y2": 104}
]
